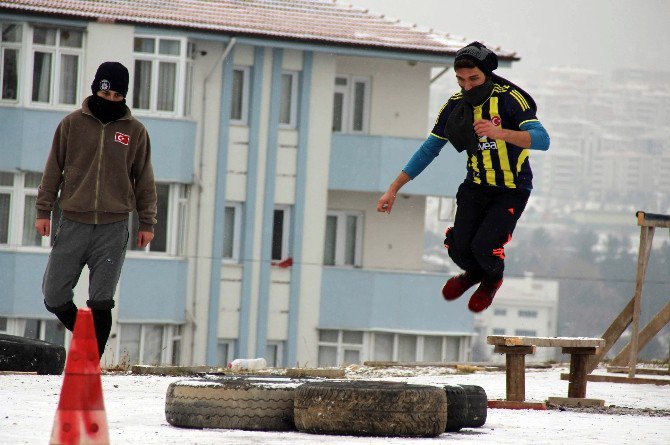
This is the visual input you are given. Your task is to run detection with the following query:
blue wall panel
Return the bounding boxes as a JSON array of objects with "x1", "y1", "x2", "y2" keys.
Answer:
[
  {"x1": 118, "y1": 258, "x2": 187, "y2": 322},
  {"x1": 0, "y1": 251, "x2": 51, "y2": 317},
  {"x1": 0, "y1": 107, "x2": 196, "y2": 183},
  {"x1": 0, "y1": 251, "x2": 186, "y2": 322},
  {"x1": 328, "y1": 134, "x2": 465, "y2": 197},
  {"x1": 320, "y1": 268, "x2": 474, "y2": 335}
]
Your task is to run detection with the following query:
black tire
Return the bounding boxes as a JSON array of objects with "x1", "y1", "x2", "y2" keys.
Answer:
[
  {"x1": 0, "y1": 334, "x2": 66, "y2": 375},
  {"x1": 459, "y1": 384, "x2": 488, "y2": 427},
  {"x1": 294, "y1": 380, "x2": 447, "y2": 437},
  {"x1": 165, "y1": 376, "x2": 302, "y2": 431},
  {"x1": 443, "y1": 384, "x2": 467, "y2": 432}
]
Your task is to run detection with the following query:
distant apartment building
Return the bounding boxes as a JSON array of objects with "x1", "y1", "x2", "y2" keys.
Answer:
[
  {"x1": 528, "y1": 67, "x2": 670, "y2": 210},
  {"x1": 472, "y1": 275, "x2": 559, "y2": 364},
  {"x1": 0, "y1": 1, "x2": 518, "y2": 367}
]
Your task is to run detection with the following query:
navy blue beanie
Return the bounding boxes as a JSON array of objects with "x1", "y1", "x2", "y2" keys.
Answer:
[{"x1": 91, "y1": 62, "x2": 129, "y2": 97}]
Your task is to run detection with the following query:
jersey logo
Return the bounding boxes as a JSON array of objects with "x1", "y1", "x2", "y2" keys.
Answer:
[
  {"x1": 115, "y1": 132, "x2": 130, "y2": 146},
  {"x1": 478, "y1": 141, "x2": 498, "y2": 151},
  {"x1": 491, "y1": 116, "x2": 501, "y2": 126}
]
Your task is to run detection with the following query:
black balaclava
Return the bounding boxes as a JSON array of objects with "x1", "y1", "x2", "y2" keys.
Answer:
[{"x1": 88, "y1": 61, "x2": 129, "y2": 124}]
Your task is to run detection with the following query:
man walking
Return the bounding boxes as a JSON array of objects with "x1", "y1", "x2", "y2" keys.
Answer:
[{"x1": 35, "y1": 61, "x2": 157, "y2": 358}]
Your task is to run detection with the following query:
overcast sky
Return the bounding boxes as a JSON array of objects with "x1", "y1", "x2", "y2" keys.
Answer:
[{"x1": 349, "y1": 0, "x2": 670, "y2": 80}]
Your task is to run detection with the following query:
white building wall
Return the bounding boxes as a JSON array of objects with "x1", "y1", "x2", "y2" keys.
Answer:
[
  {"x1": 474, "y1": 276, "x2": 559, "y2": 364},
  {"x1": 83, "y1": 23, "x2": 134, "y2": 100},
  {"x1": 335, "y1": 56, "x2": 431, "y2": 138},
  {"x1": 295, "y1": 53, "x2": 337, "y2": 366}
]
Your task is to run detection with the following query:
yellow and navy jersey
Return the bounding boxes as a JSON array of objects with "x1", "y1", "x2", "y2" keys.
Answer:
[{"x1": 431, "y1": 83, "x2": 539, "y2": 189}]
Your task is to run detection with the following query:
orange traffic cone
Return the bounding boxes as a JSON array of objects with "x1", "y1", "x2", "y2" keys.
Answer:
[{"x1": 50, "y1": 308, "x2": 109, "y2": 445}]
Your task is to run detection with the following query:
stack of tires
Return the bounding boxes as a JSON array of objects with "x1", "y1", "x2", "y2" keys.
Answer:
[
  {"x1": 0, "y1": 334, "x2": 66, "y2": 375},
  {"x1": 165, "y1": 376, "x2": 487, "y2": 437}
]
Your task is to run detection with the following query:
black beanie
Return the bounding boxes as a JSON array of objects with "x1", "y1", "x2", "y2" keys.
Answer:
[
  {"x1": 91, "y1": 61, "x2": 129, "y2": 97},
  {"x1": 454, "y1": 41, "x2": 498, "y2": 76}
]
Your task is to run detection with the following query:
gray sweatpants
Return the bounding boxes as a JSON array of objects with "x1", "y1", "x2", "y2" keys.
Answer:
[{"x1": 43, "y1": 217, "x2": 129, "y2": 312}]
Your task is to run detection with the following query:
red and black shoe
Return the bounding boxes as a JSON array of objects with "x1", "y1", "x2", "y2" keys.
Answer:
[
  {"x1": 468, "y1": 278, "x2": 503, "y2": 313},
  {"x1": 442, "y1": 272, "x2": 481, "y2": 301}
]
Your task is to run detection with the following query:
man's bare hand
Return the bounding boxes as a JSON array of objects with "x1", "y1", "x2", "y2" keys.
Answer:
[
  {"x1": 474, "y1": 119, "x2": 504, "y2": 140},
  {"x1": 377, "y1": 190, "x2": 397, "y2": 214},
  {"x1": 35, "y1": 218, "x2": 50, "y2": 237},
  {"x1": 137, "y1": 230, "x2": 154, "y2": 248}
]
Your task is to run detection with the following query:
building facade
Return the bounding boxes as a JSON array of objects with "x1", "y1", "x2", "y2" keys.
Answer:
[
  {"x1": 0, "y1": 0, "x2": 516, "y2": 367},
  {"x1": 473, "y1": 275, "x2": 559, "y2": 364}
]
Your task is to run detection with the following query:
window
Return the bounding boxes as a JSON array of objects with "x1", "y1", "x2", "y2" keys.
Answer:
[
  {"x1": 129, "y1": 183, "x2": 189, "y2": 255},
  {"x1": 217, "y1": 339, "x2": 236, "y2": 366},
  {"x1": 397, "y1": 334, "x2": 417, "y2": 362},
  {"x1": 265, "y1": 341, "x2": 284, "y2": 367},
  {"x1": 518, "y1": 310, "x2": 538, "y2": 318},
  {"x1": 370, "y1": 332, "x2": 463, "y2": 363},
  {"x1": 230, "y1": 66, "x2": 250, "y2": 124},
  {"x1": 492, "y1": 328, "x2": 506, "y2": 335},
  {"x1": 0, "y1": 317, "x2": 7, "y2": 332},
  {"x1": 132, "y1": 36, "x2": 193, "y2": 116},
  {"x1": 317, "y1": 329, "x2": 364, "y2": 367},
  {"x1": 0, "y1": 172, "x2": 12, "y2": 244},
  {"x1": 323, "y1": 211, "x2": 362, "y2": 266},
  {"x1": 493, "y1": 308, "x2": 507, "y2": 316},
  {"x1": 332, "y1": 76, "x2": 370, "y2": 133},
  {"x1": 1, "y1": 22, "x2": 22, "y2": 101},
  {"x1": 423, "y1": 336, "x2": 443, "y2": 362},
  {"x1": 515, "y1": 329, "x2": 537, "y2": 337},
  {"x1": 117, "y1": 323, "x2": 181, "y2": 365},
  {"x1": 30, "y1": 26, "x2": 83, "y2": 106},
  {"x1": 272, "y1": 206, "x2": 291, "y2": 261},
  {"x1": 279, "y1": 71, "x2": 298, "y2": 128},
  {"x1": 20, "y1": 318, "x2": 65, "y2": 346},
  {"x1": 0, "y1": 171, "x2": 52, "y2": 248},
  {"x1": 222, "y1": 203, "x2": 242, "y2": 261}
]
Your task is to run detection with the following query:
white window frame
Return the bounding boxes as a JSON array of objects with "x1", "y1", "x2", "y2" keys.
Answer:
[
  {"x1": 128, "y1": 183, "x2": 188, "y2": 256},
  {"x1": 222, "y1": 202, "x2": 242, "y2": 262},
  {"x1": 0, "y1": 171, "x2": 52, "y2": 250},
  {"x1": 317, "y1": 329, "x2": 366, "y2": 367},
  {"x1": 368, "y1": 331, "x2": 465, "y2": 363},
  {"x1": 518, "y1": 309, "x2": 538, "y2": 318},
  {"x1": 265, "y1": 340, "x2": 284, "y2": 367},
  {"x1": 324, "y1": 210, "x2": 363, "y2": 267},
  {"x1": 217, "y1": 338, "x2": 236, "y2": 366},
  {"x1": 230, "y1": 66, "x2": 251, "y2": 125},
  {"x1": 0, "y1": 22, "x2": 23, "y2": 104},
  {"x1": 131, "y1": 35, "x2": 191, "y2": 117},
  {"x1": 115, "y1": 323, "x2": 180, "y2": 366},
  {"x1": 279, "y1": 70, "x2": 299, "y2": 129},
  {"x1": 332, "y1": 75, "x2": 370, "y2": 134},
  {"x1": 26, "y1": 25, "x2": 84, "y2": 108},
  {"x1": 272, "y1": 205, "x2": 291, "y2": 261}
]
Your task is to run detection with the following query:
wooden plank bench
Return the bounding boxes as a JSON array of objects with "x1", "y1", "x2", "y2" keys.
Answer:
[{"x1": 487, "y1": 336, "x2": 605, "y2": 408}]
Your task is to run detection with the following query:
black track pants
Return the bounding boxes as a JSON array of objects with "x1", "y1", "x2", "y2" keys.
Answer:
[{"x1": 444, "y1": 181, "x2": 530, "y2": 281}]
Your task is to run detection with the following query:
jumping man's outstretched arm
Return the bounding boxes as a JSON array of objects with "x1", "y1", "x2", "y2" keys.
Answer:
[{"x1": 377, "y1": 135, "x2": 447, "y2": 213}]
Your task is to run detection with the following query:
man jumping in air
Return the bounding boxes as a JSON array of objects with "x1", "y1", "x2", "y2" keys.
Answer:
[{"x1": 377, "y1": 42, "x2": 550, "y2": 312}]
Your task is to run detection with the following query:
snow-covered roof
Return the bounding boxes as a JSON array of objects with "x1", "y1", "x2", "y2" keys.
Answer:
[{"x1": 0, "y1": 0, "x2": 518, "y2": 60}]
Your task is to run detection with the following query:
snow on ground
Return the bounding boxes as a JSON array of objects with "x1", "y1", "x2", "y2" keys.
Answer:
[{"x1": 1, "y1": 366, "x2": 669, "y2": 444}]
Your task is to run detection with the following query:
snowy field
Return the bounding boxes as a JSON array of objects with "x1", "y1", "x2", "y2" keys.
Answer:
[{"x1": 1, "y1": 366, "x2": 669, "y2": 444}]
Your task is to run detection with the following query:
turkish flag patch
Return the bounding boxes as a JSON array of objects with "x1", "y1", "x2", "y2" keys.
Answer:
[{"x1": 115, "y1": 132, "x2": 130, "y2": 145}]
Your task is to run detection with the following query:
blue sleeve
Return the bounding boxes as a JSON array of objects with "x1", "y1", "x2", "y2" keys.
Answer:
[
  {"x1": 520, "y1": 120, "x2": 550, "y2": 151},
  {"x1": 402, "y1": 135, "x2": 447, "y2": 179}
]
